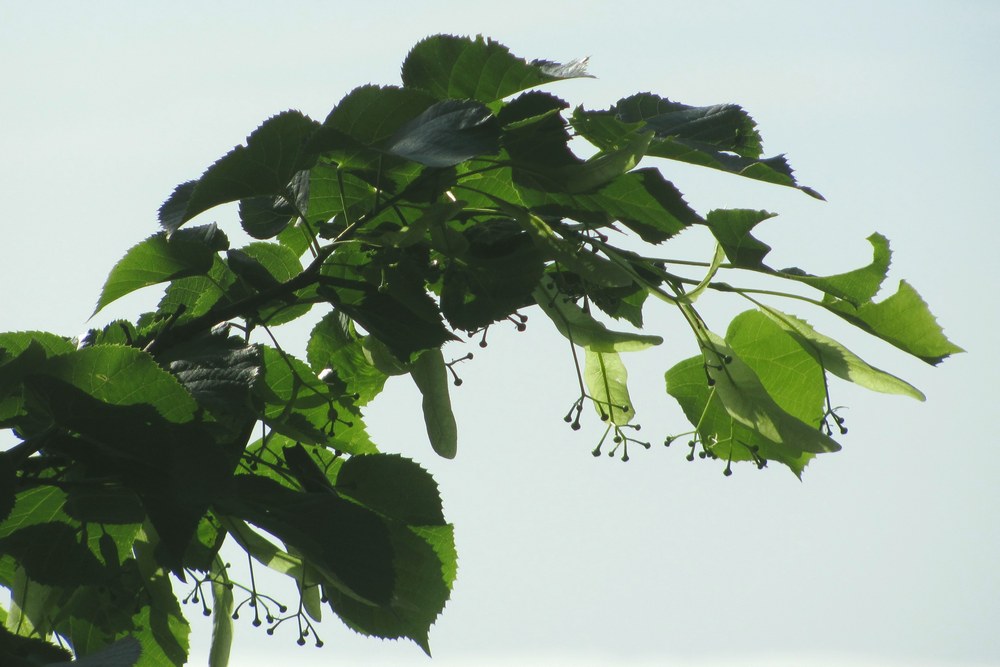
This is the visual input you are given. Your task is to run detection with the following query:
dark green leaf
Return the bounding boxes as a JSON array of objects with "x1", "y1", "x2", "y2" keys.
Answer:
[
  {"x1": 0, "y1": 453, "x2": 14, "y2": 524},
  {"x1": 385, "y1": 99, "x2": 500, "y2": 167},
  {"x1": 326, "y1": 524, "x2": 452, "y2": 653},
  {"x1": 227, "y1": 242, "x2": 311, "y2": 326},
  {"x1": 52, "y1": 637, "x2": 142, "y2": 667},
  {"x1": 94, "y1": 224, "x2": 228, "y2": 315},
  {"x1": 222, "y1": 475, "x2": 395, "y2": 605},
  {"x1": 0, "y1": 624, "x2": 72, "y2": 667},
  {"x1": 572, "y1": 101, "x2": 822, "y2": 198},
  {"x1": 823, "y1": 280, "x2": 964, "y2": 365},
  {"x1": 159, "y1": 111, "x2": 320, "y2": 234},
  {"x1": 63, "y1": 486, "x2": 145, "y2": 525},
  {"x1": 160, "y1": 330, "x2": 261, "y2": 432},
  {"x1": 306, "y1": 85, "x2": 436, "y2": 172},
  {"x1": 0, "y1": 522, "x2": 107, "y2": 586},
  {"x1": 705, "y1": 209, "x2": 775, "y2": 269},
  {"x1": 318, "y1": 250, "x2": 458, "y2": 361},
  {"x1": 239, "y1": 195, "x2": 297, "y2": 239},
  {"x1": 334, "y1": 454, "x2": 445, "y2": 525},
  {"x1": 401, "y1": 34, "x2": 590, "y2": 103}
]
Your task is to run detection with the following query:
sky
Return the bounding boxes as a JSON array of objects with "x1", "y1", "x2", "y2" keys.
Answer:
[{"x1": 1, "y1": 1, "x2": 998, "y2": 666}]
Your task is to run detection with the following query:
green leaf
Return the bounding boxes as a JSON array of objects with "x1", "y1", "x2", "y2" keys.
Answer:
[
  {"x1": 325, "y1": 524, "x2": 451, "y2": 654},
  {"x1": 705, "y1": 209, "x2": 775, "y2": 269},
  {"x1": 0, "y1": 624, "x2": 72, "y2": 666},
  {"x1": 41, "y1": 345, "x2": 198, "y2": 423},
  {"x1": 532, "y1": 278, "x2": 662, "y2": 352},
  {"x1": 155, "y1": 256, "x2": 238, "y2": 324},
  {"x1": 701, "y1": 329, "x2": 837, "y2": 454},
  {"x1": 159, "y1": 111, "x2": 320, "y2": 234},
  {"x1": 223, "y1": 475, "x2": 395, "y2": 605},
  {"x1": 159, "y1": 331, "x2": 261, "y2": 434},
  {"x1": 94, "y1": 224, "x2": 228, "y2": 315},
  {"x1": 707, "y1": 212, "x2": 895, "y2": 305},
  {"x1": 384, "y1": 99, "x2": 500, "y2": 167},
  {"x1": 757, "y1": 308, "x2": 925, "y2": 400},
  {"x1": 780, "y1": 233, "x2": 892, "y2": 304},
  {"x1": 584, "y1": 349, "x2": 634, "y2": 425},
  {"x1": 306, "y1": 85, "x2": 436, "y2": 173},
  {"x1": 572, "y1": 101, "x2": 822, "y2": 198},
  {"x1": 208, "y1": 557, "x2": 233, "y2": 667},
  {"x1": 334, "y1": 454, "x2": 446, "y2": 526},
  {"x1": 238, "y1": 195, "x2": 297, "y2": 240},
  {"x1": 307, "y1": 312, "x2": 387, "y2": 406},
  {"x1": 63, "y1": 637, "x2": 142, "y2": 667},
  {"x1": 0, "y1": 453, "x2": 14, "y2": 524},
  {"x1": 823, "y1": 280, "x2": 964, "y2": 365},
  {"x1": 519, "y1": 212, "x2": 633, "y2": 288},
  {"x1": 0, "y1": 522, "x2": 107, "y2": 586},
  {"x1": 318, "y1": 248, "x2": 458, "y2": 361},
  {"x1": 408, "y1": 349, "x2": 458, "y2": 459},
  {"x1": 401, "y1": 34, "x2": 591, "y2": 104},
  {"x1": 0, "y1": 331, "x2": 75, "y2": 359},
  {"x1": 227, "y1": 241, "x2": 311, "y2": 326},
  {"x1": 63, "y1": 486, "x2": 145, "y2": 525}
]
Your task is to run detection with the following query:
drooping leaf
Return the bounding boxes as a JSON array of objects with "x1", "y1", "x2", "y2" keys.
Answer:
[
  {"x1": 408, "y1": 350, "x2": 458, "y2": 459},
  {"x1": 756, "y1": 308, "x2": 925, "y2": 399},
  {"x1": 384, "y1": 99, "x2": 500, "y2": 167},
  {"x1": 823, "y1": 280, "x2": 964, "y2": 365},
  {"x1": 533, "y1": 278, "x2": 662, "y2": 352},
  {"x1": 159, "y1": 111, "x2": 320, "y2": 234},
  {"x1": 208, "y1": 557, "x2": 233, "y2": 667},
  {"x1": 401, "y1": 34, "x2": 591, "y2": 104},
  {"x1": 94, "y1": 224, "x2": 228, "y2": 314},
  {"x1": 583, "y1": 349, "x2": 634, "y2": 425}
]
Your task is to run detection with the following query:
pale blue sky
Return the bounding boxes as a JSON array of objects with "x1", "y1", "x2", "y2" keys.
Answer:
[{"x1": 1, "y1": 2, "x2": 997, "y2": 666}]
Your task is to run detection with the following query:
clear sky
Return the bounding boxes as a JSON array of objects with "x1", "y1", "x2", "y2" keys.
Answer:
[{"x1": 1, "y1": 1, "x2": 998, "y2": 666}]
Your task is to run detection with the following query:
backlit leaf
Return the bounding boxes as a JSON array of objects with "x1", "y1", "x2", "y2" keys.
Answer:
[{"x1": 408, "y1": 350, "x2": 458, "y2": 459}]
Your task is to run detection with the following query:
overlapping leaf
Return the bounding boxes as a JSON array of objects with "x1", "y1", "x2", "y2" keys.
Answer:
[{"x1": 159, "y1": 111, "x2": 320, "y2": 234}]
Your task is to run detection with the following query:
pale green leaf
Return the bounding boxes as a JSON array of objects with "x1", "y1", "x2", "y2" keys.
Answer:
[
  {"x1": 824, "y1": 280, "x2": 964, "y2": 365},
  {"x1": 533, "y1": 278, "x2": 662, "y2": 352},
  {"x1": 584, "y1": 349, "x2": 634, "y2": 425},
  {"x1": 757, "y1": 308, "x2": 925, "y2": 399},
  {"x1": 408, "y1": 349, "x2": 458, "y2": 459}
]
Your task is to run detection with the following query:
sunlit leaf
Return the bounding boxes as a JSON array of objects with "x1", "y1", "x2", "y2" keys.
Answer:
[
  {"x1": 823, "y1": 280, "x2": 964, "y2": 365},
  {"x1": 584, "y1": 349, "x2": 634, "y2": 425}
]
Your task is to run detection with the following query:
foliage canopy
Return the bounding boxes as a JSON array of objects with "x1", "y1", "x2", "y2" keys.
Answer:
[{"x1": 0, "y1": 35, "x2": 959, "y2": 665}]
